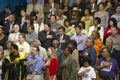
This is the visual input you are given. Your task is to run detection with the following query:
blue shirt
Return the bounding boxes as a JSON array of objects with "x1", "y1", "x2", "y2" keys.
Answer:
[
  {"x1": 71, "y1": 34, "x2": 87, "y2": 51},
  {"x1": 26, "y1": 55, "x2": 44, "y2": 74}
]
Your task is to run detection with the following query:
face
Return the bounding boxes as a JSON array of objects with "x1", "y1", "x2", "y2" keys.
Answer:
[
  {"x1": 31, "y1": 47, "x2": 37, "y2": 56},
  {"x1": 14, "y1": 25, "x2": 19, "y2": 33},
  {"x1": 52, "y1": 40, "x2": 59, "y2": 48},
  {"x1": 18, "y1": 35, "x2": 24, "y2": 43},
  {"x1": 109, "y1": 20, "x2": 114, "y2": 26},
  {"x1": 64, "y1": 21, "x2": 70, "y2": 27},
  {"x1": 9, "y1": 15, "x2": 15, "y2": 23},
  {"x1": 83, "y1": 61, "x2": 89, "y2": 67},
  {"x1": 111, "y1": 27, "x2": 118, "y2": 36},
  {"x1": 32, "y1": 0, "x2": 37, "y2": 4},
  {"x1": 36, "y1": 18, "x2": 42, "y2": 24},
  {"x1": 64, "y1": 48, "x2": 69, "y2": 56},
  {"x1": 50, "y1": 16, "x2": 56, "y2": 23},
  {"x1": 64, "y1": 0, "x2": 69, "y2": 6},
  {"x1": 91, "y1": 32, "x2": 97, "y2": 39},
  {"x1": 25, "y1": 19, "x2": 30, "y2": 24},
  {"x1": 85, "y1": 39, "x2": 92, "y2": 47},
  {"x1": 84, "y1": 9, "x2": 90, "y2": 15},
  {"x1": 44, "y1": 25, "x2": 50, "y2": 32},
  {"x1": 105, "y1": 38, "x2": 112, "y2": 48},
  {"x1": 93, "y1": 19, "x2": 99, "y2": 25},
  {"x1": 59, "y1": 29, "x2": 65, "y2": 35},
  {"x1": 49, "y1": 0, "x2": 54, "y2": 3},
  {"x1": 116, "y1": 6, "x2": 120, "y2": 14},
  {"x1": 21, "y1": 10, "x2": 26, "y2": 17},
  {"x1": 0, "y1": 51, "x2": 3, "y2": 60},
  {"x1": 99, "y1": 4, "x2": 104, "y2": 11},
  {"x1": 0, "y1": 28, "x2": 4, "y2": 34},
  {"x1": 102, "y1": 49, "x2": 109, "y2": 59},
  {"x1": 28, "y1": 27, "x2": 34, "y2": 34},
  {"x1": 75, "y1": 27, "x2": 81, "y2": 35},
  {"x1": 90, "y1": 0, "x2": 95, "y2": 3},
  {"x1": 48, "y1": 48, "x2": 52, "y2": 56}
]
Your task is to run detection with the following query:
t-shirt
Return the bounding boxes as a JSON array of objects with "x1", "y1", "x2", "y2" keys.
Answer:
[
  {"x1": 78, "y1": 66, "x2": 96, "y2": 80},
  {"x1": 96, "y1": 58, "x2": 119, "y2": 79}
]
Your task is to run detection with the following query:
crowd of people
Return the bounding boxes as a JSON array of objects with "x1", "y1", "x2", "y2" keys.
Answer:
[{"x1": 0, "y1": 0, "x2": 120, "y2": 80}]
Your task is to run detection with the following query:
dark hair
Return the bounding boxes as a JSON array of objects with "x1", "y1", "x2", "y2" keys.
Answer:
[
  {"x1": 6, "y1": 5, "x2": 11, "y2": 10},
  {"x1": 50, "y1": 14, "x2": 57, "y2": 19},
  {"x1": 82, "y1": 57, "x2": 91, "y2": 65},
  {"x1": 67, "y1": 40, "x2": 77, "y2": 49},
  {"x1": 11, "y1": 44, "x2": 18, "y2": 51},
  {"x1": 98, "y1": 2, "x2": 106, "y2": 8},
  {"x1": 25, "y1": 15, "x2": 33, "y2": 25},
  {"x1": 92, "y1": 30, "x2": 101, "y2": 38},
  {"x1": 65, "y1": 46, "x2": 73, "y2": 54},
  {"x1": 87, "y1": 37, "x2": 94, "y2": 45},
  {"x1": 20, "y1": 8, "x2": 26, "y2": 12},
  {"x1": 33, "y1": 46, "x2": 40, "y2": 52},
  {"x1": 84, "y1": 8, "x2": 91, "y2": 15},
  {"x1": 94, "y1": 17, "x2": 101, "y2": 24},
  {"x1": 59, "y1": 27, "x2": 65, "y2": 32},
  {"x1": 108, "y1": 18, "x2": 117, "y2": 27},
  {"x1": 19, "y1": 33, "x2": 26, "y2": 39},
  {"x1": 76, "y1": 25, "x2": 82, "y2": 30},
  {"x1": 64, "y1": 19, "x2": 71, "y2": 26},
  {"x1": 102, "y1": 47, "x2": 111, "y2": 56},
  {"x1": 28, "y1": 25, "x2": 34, "y2": 30},
  {"x1": 78, "y1": 21, "x2": 85, "y2": 29},
  {"x1": 115, "y1": 3, "x2": 120, "y2": 9}
]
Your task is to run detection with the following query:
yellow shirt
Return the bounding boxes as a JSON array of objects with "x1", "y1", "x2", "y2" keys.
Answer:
[
  {"x1": 65, "y1": 26, "x2": 75, "y2": 37},
  {"x1": 16, "y1": 41, "x2": 30, "y2": 56}
]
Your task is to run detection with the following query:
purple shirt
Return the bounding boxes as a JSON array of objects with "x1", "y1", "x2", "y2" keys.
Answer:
[
  {"x1": 96, "y1": 58, "x2": 119, "y2": 79},
  {"x1": 71, "y1": 34, "x2": 87, "y2": 51}
]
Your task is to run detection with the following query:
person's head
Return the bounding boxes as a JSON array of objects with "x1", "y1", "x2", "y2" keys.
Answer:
[
  {"x1": 98, "y1": 2, "x2": 106, "y2": 11},
  {"x1": 85, "y1": 37, "x2": 94, "y2": 47},
  {"x1": 82, "y1": 57, "x2": 91, "y2": 67},
  {"x1": 31, "y1": 46, "x2": 39, "y2": 56},
  {"x1": 78, "y1": 21, "x2": 85, "y2": 29},
  {"x1": 9, "y1": 14, "x2": 15, "y2": 23},
  {"x1": 64, "y1": 19, "x2": 70, "y2": 27},
  {"x1": 11, "y1": 43, "x2": 19, "y2": 54},
  {"x1": 111, "y1": 27, "x2": 118, "y2": 36},
  {"x1": 31, "y1": 39, "x2": 41, "y2": 47},
  {"x1": 47, "y1": 47, "x2": 56, "y2": 58},
  {"x1": 67, "y1": 40, "x2": 77, "y2": 49},
  {"x1": 63, "y1": 0, "x2": 69, "y2": 6},
  {"x1": 89, "y1": 0, "x2": 95, "y2": 4},
  {"x1": 32, "y1": 0, "x2": 38, "y2": 4},
  {"x1": 105, "y1": 37, "x2": 113, "y2": 49},
  {"x1": 25, "y1": 15, "x2": 33, "y2": 25},
  {"x1": 58, "y1": 27, "x2": 65, "y2": 35},
  {"x1": 50, "y1": 15, "x2": 57, "y2": 23},
  {"x1": 6, "y1": 41, "x2": 14, "y2": 50},
  {"x1": 108, "y1": 18, "x2": 117, "y2": 27},
  {"x1": 20, "y1": 8, "x2": 26, "y2": 17},
  {"x1": 57, "y1": 9, "x2": 63, "y2": 17},
  {"x1": 74, "y1": 0, "x2": 81, "y2": 4},
  {"x1": 64, "y1": 46, "x2": 73, "y2": 56},
  {"x1": 102, "y1": 47, "x2": 111, "y2": 59},
  {"x1": 84, "y1": 8, "x2": 91, "y2": 16},
  {"x1": 0, "y1": 27, "x2": 5, "y2": 35},
  {"x1": 18, "y1": 33, "x2": 25, "y2": 43},
  {"x1": 75, "y1": 25, "x2": 82, "y2": 35},
  {"x1": 49, "y1": 0, "x2": 54, "y2": 3},
  {"x1": 115, "y1": 4, "x2": 120, "y2": 14},
  {"x1": 27, "y1": 25, "x2": 34, "y2": 34},
  {"x1": 52, "y1": 40, "x2": 59, "y2": 48},
  {"x1": 5, "y1": 5, "x2": 11, "y2": 13},
  {"x1": 36, "y1": 16, "x2": 43, "y2": 24},
  {"x1": 0, "y1": 50, "x2": 4, "y2": 60},
  {"x1": 13, "y1": 24, "x2": 20, "y2": 33},
  {"x1": 93, "y1": 17, "x2": 101, "y2": 26},
  {"x1": 44, "y1": 23, "x2": 51, "y2": 32},
  {"x1": 91, "y1": 30, "x2": 100, "y2": 39}
]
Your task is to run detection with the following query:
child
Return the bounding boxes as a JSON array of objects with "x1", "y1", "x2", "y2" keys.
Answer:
[{"x1": 78, "y1": 57, "x2": 96, "y2": 80}]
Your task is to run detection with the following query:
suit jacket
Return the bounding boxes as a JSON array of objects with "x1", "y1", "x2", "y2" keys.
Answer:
[
  {"x1": 38, "y1": 30, "x2": 57, "y2": 49},
  {"x1": 44, "y1": 3, "x2": 60, "y2": 23},
  {"x1": 4, "y1": 22, "x2": 16, "y2": 36},
  {"x1": 19, "y1": 23, "x2": 28, "y2": 34},
  {"x1": 57, "y1": 34, "x2": 70, "y2": 50}
]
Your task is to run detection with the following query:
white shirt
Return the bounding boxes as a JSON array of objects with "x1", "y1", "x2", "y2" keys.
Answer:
[
  {"x1": 8, "y1": 32, "x2": 20, "y2": 43},
  {"x1": 88, "y1": 25, "x2": 104, "y2": 40},
  {"x1": 78, "y1": 66, "x2": 96, "y2": 80},
  {"x1": 33, "y1": 23, "x2": 44, "y2": 34}
]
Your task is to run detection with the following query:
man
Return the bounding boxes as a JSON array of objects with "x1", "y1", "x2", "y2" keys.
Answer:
[
  {"x1": 61, "y1": 46, "x2": 77, "y2": 80},
  {"x1": 49, "y1": 14, "x2": 61, "y2": 34},
  {"x1": 111, "y1": 4, "x2": 120, "y2": 28},
  {"x1": 16, "y1": 33, "x2": 30, "y2": 58},
  {"x1": 26, "y1": 0, "x2": 44, "y2": 18},
  {"x1": 0, "y1": 49, "x2": 4, "y2": 80},
  {"x1": 2, "y1": 44, "x2": 26, "y2": 80},
  {"x1": 26, "y1": 25, "x2": 38, "y2": 45},
  {"x1": 38, "y1": 23, "x2": 57, "y2": 49},
  {"x1": 83, "y1": 37, "x2": 96, "y2": 66},
  {"x1": 4, "y1": 14, "x2": 16, "y2": 36},
  {"x1": 44, "y1": 0, "x2": 59, "y2": 23},
  {"x1": 71, "y1": 25, "x2": 87, "y2": 65},
  {"x1": 26, "y1": 46, "x2": 44, "y2": 80},
  {"x1": 57, "y1": 27, "x2": 70, "y2": 50},
  {"x1": 8, "y1": 24, "x2": 20, "y2": 43}
]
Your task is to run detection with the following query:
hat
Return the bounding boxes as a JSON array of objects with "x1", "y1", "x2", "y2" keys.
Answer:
[{"x1": 71, "y1": 7, "x2": 80, "y2": 12}]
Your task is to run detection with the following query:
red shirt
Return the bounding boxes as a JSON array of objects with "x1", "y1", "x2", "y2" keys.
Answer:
[
  {"x1": 49, "y1": 58, "x2": 58, "y2": 76},
  {"x1": 104, "y1": 27, "x2": 120, "y2": 38}
]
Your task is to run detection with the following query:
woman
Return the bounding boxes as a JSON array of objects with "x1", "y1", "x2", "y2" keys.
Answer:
[
  {"x1": 64, "y1": 19, "x2": 75, "y2": 37},
  {"x1": 81, "y1": 8, "x2": 93, "y2": 32},
  {"x1": 104, "y1": 18, "x2": 120, "y2": 42},
  {"x1": 94, "y1": 2, "x2": 109, "y2": 28},
  {"x1": 95, "y1": 47, "x2": 119, "y2": 80},
  {"x1": 0, "y1": 27, "x2": 8, "y2": 50},
  {"x1": 91, "y1": 30, "x2": 103, "y2": 62},
  {"x1": 45, "y1": 47, "x2": 58, "y2": 80}
]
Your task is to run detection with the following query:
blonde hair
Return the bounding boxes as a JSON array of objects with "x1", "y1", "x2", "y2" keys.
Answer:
[{"x1": 48, "y1": 47, "x2": 57, "y2": 59}]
